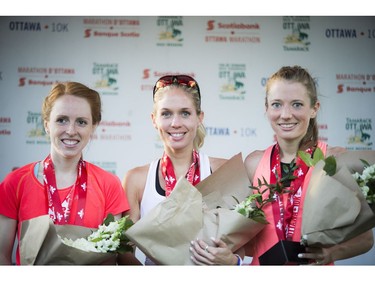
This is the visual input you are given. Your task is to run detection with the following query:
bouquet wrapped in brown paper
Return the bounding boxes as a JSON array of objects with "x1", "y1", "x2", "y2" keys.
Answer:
[
  {"x1": 300, "y1": 150, "x2": 375, "y2": 247},
  {"x1": 125, "y1": 153, "x2": 267, "y2": 265},
  {"x1": 19, "y1": 214, "x2": 133, "y2": 265}
]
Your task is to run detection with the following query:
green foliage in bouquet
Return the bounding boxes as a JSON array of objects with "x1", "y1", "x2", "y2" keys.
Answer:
[
  {"x1": 299, "y1": 147, "x2": 375, "y2": 206},
  {"x1": 100, "y1": 213, "x2": 134, "y2": 254},
  {"x1": 234, "y1": 161, "x2": 299, "y2": 225},
  {"x1": 234, "y1": 193, "x2": 268, "y2": 224},
  {"x1": 298, "y1": 147, "x2": 336, "y2": 176}
]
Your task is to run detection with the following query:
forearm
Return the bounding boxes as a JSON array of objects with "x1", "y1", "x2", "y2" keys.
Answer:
[{"x1": 328, "y1": 230, "x2": 374, "y2": 262}]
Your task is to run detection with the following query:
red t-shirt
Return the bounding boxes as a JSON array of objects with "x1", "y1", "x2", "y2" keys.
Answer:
[{"x1": 0, "y1": 161, "x2": 130, "y2": 265}]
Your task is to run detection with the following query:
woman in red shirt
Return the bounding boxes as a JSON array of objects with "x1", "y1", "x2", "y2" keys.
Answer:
[{"x1": 0, "y1": 82, "x2": 131, "y2": 265}]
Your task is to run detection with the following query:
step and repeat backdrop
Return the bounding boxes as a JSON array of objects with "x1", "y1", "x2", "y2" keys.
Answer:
[{"x1": 1, "y1": 16, "x2": 375, "y2": 264}]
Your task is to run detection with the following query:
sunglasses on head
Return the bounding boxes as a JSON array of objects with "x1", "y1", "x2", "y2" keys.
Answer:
[{"x1": 152, "y1": 75, "x2": 201, "y2": 100}]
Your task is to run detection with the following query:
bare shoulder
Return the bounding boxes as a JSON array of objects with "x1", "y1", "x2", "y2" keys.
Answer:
[
  {"x1": 122, "y1": 163, "x2": 151, "y2": 223},
  {"x1": 326, "y1": 145, "x2": 347, "y2": 157},
  {"x1": 244, "y1": 150, "x2": 265, "y2": 169},
  {"x1": 208, "y1": 156, "x2": 228, "y2": 173},
  {"x1": 244, "y1": 150, "x2": 265, "y2": 181},
  {"x1": 122, "y1": 163, "x2": 150, "y2": 191}
]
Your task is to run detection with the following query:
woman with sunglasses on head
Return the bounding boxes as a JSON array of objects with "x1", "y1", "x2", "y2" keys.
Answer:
[
  {"x1": 243, "y1": 65, "x2": 373, "y2": 265},
  {"x1": 0, "y1": 82, "x2": 134, "y2": 265},
  {"x1": 118, "y1": 75, "x2": 243, "y2": 265}
]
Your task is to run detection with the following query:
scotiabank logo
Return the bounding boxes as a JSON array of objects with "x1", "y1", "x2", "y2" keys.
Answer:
[
  {"x1": 337, "y1": 84, "x2": 344, "y2": 93},
  {"x1": 19, "y1": 77, "x2": 26, "y2": 86},
  {"x1": 142, "y1": 69, "x2": 151, "y2": 79},
  {"x1": 84, "y1": 29, "x2": 91, "y2": 38},
  {"x1": 207, "y1": 20, "x2": 215, "y2": 31}
]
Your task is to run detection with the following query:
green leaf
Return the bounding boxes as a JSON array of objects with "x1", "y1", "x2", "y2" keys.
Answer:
[
  {"x1": 312, "y1": 147, "x2": 325, "y2": 165},
  {"x1": 117, "y1": 243, "x2": 135, "y2": 254},
  {"x1": 298, "y1": 147, "x2": 326, "y2": 167},
  {"x1": 360, "y1": 159, "x2": 370, "y2": 168},
  {"x1": 299, "y1": 147, "x2": 337, "y2": 176},
  {"x1": 323, "y1": 155, "x2": 337, "y2": 176},
  {"x1": 250, "y1": 210, "x2": 269, "y2": 224},
  {"x1": 103, "y1": 213, "x2": 115, "y2": 226},
  {"x1": 298, "y1": 150, "x2": 314, "y2": 167},
  {"x1": 237, "y1": 209, "x2": 247, "y2": 216}
]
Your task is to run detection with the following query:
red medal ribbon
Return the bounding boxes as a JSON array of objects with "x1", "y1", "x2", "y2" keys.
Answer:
[
  {"x1": 161, "y1": 150, "x2": 201, "y2": 197},
  {"x1": 270, "y1": 144, "x2": 313, "y2": 240},
  {"x1": 43, "y1": 154, "x2": 88, "y2": 225}
]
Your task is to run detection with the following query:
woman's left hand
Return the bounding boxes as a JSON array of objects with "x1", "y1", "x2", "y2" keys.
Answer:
[{"x1": 189, "y1": 237, "x2": 238, "y2": 265}]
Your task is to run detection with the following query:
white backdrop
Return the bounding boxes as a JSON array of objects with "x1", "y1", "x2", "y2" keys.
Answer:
[{"x1": 1, "y1": 16, "x2": 374, "y2": 265}]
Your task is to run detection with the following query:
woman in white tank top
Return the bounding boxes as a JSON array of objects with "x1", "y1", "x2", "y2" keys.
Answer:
[{"x1": 118, "y1": 75, "x2": 243, "y2": 265}]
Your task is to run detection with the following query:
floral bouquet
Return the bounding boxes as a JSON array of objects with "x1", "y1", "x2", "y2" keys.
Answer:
[
  {"x1": 353, "y1": 159, "x2": 375, "y2": 212},
  {"x1": 125, "y1": 153, "x2": 267, "y2": 265},
  {"x1": 298, "y1": 149, "x2": 375, "y2": 248},
  {"x1": 19, "y1": 213, "x2": 133, "y2": 265}
]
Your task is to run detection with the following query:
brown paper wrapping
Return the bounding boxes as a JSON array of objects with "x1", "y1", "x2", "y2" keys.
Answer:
[
  {"x1": 20, "y1": 215, "x2": 117, "y2": 265},
  {"x1": 195, "y1": 153, "x2": 252, "y2": 209},
  {"x1": 125, "y1": 153, "x2": 265, "y2": 265},
  {"x1": 302, "y1": 150, "x2": 375, "y2": 247}
]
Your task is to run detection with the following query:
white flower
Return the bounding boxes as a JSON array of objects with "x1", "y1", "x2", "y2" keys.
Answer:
[
  {"x1": 61, "y1": 214, "x2": 133, "y2": 253},
  {"x1": 234, "y1": 193, "x2": 268, "y2": 224},
  {"x1": 353, "y1": 161, "x2": 375, "y2": 205}
]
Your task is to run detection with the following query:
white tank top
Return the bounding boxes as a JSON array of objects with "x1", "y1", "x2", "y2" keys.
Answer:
[{"x1": 140, "y1": 151, "x2": 211, "y2": 217}]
